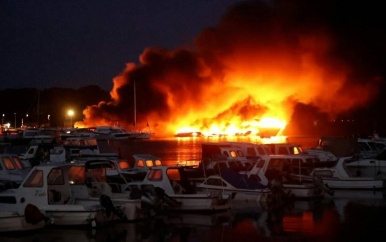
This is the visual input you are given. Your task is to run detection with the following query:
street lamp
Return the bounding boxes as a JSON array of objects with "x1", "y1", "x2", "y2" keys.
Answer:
[
  {"x1": 2, "y1": 114, "x2": 4, "y2": 126},
  {"x1": 68, "y1": 110, "x2": 74, "y2": 128},
  {"x1": 14, "y1": 113, "x2": 16, "y2": 128}
]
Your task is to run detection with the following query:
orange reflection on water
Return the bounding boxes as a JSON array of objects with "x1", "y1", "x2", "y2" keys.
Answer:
[{"x1": 283, "y1": 209, "x2": 340, "y2": 237}]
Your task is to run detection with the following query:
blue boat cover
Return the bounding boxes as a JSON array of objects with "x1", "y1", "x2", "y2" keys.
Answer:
[{"x1": 220, "y1": 169, "x2": 267, "y2": 190}]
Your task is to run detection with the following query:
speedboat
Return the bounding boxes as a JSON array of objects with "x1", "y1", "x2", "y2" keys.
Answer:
[
  {"x1": 127, "y1": 166, "x2": 232, "y2": 211},
  {"x1": 0, "y1": 164, "x2": 106, "y2": 231}
]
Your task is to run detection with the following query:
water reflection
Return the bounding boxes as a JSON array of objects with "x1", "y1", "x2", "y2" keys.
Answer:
[{"x1": 2, "y1": 196, "x2": 386, "y2": 242}]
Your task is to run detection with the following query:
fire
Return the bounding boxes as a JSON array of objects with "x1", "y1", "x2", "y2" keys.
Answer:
[
  {"x1": 175, "y1": 117, "x2": 286, "y2": 137},
  {"x1": 76, "y1": 1, "x2": 381, "y2": 137}
]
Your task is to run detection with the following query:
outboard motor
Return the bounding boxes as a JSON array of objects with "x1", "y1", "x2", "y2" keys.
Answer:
[
  {"x1": 99, "y1": 194, "x2": 127, "y2": 220},
  {"x1": 313, "y1": 176, "x2": 334, "y2": 196},
  {"x1": 154, "y1": 187, "x2": 182, "y2": 207}
]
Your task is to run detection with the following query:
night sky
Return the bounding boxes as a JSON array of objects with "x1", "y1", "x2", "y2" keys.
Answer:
[{"x1": 0, "y1": 0, "x2": 242, "y2": 90}]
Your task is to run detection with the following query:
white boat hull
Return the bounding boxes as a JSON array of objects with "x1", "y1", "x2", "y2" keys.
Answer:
[
  {"x1": 44, "y1": 210, "x2": 99, "y2": 226},
  {"x1": 321, "y1": 178, "x2": 384, "y2": 190},
  {"x1": 0, "y1": 212, "x2": 45, "y2": 233},
  {"x1": 195, "y1": 187, "x2": 269, "y2": 203},
  {"x1": 283, "y1": 184, "x2": 325, "y2": 199},
  {"x1": 165, "y1": 195, "x2": 231, "y2": 211},
  {"x1": 75, "y1": 198, "x2": 142, "y2": 221}
]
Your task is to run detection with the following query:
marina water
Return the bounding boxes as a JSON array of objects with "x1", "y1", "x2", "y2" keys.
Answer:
[{"x1": 1, "y1": 136, "x2": 386, "y2": 242}]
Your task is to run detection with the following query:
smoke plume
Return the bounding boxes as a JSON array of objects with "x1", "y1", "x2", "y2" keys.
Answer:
[{"x1": 77, "y1": 0, "x2": 384, "y2": 136}]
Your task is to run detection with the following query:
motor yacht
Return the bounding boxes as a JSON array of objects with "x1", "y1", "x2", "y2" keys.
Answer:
[
  {"x1": 242, "y1": 154, "x2": 330, "y2": 199},
  {"x1": 126, "y1": 166, "x2": 232, "y2": 211},
  {"x1": 312, "y1": 157, "x2": 384, "y2": 190},
  {"x1": 0, "y1": 164, "x2": 106, "y2": 232}
]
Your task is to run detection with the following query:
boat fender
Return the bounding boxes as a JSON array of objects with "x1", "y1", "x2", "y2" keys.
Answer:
[
  {"x1": 99, "y1": 194, "x2": 127, "y2": 220},
  {"x1": 24, "y1": 204, "x2": 45, "y2": 224}
]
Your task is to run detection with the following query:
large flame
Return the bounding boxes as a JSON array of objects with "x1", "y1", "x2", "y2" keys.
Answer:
[{"x1": 76, "y1": 1, "x2": 382, "y2": 137}]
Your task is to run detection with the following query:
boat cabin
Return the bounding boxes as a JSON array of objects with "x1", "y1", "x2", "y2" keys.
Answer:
[
  {"x1": 244, "y1": 154, "x2": 320, "y2": 186},
  {"x1": 69, "y1": 160, "x2": 130, "y2": 199},
  {"x1": 201, "y1": 142, "x2": 266, "y2": 163},
  {"x1": 0, "y1": 164, "x2": 76, "y2": 214}
]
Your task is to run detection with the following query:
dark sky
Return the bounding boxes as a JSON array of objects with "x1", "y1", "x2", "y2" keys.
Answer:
[{"x1": 0, "y1": 0, "x2": 243, "y2": 90}]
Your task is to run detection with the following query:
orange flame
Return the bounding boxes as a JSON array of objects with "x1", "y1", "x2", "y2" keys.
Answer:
[{"x1": 75, "y1": 1, "x2": 381, "y2": 138}]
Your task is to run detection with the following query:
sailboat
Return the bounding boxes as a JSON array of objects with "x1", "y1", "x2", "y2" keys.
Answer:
[
  {"x1": 125, "y1": 80, "x2": 151, "y2": 139},
  {"x1": 92, "y1": 81, "x2": 151, "y2": 140}
]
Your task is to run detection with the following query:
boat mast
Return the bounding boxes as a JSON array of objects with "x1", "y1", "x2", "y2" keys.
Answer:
[
  {"x1": 133, "y1": 80, "x2": 136, "y2": 128},
  {"x1": 37, "y1": 89, "x2": 40, "y2": 127}
]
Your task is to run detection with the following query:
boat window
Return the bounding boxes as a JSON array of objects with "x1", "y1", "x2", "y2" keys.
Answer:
[
  {"x1": 257, "y1": 146, "x2": 265, "y2": 155},
  {"x1": 118, "y1": 160, "x2": 130, "y2": 169},
  {"x1": 305, "y1": 158, "x2": 314, "y2": 164},
  {"x1": 263, "y1": 146, "x2": 272, "y2": 155},
  {"x1": 146, "y1": 160, "x2": 154, "y2": 167},
  {"x1": 219, "y1": 163, "x2": 228, "y2": 170},
  {"x1": 167, "y1": 169, "x2": 181, "y2": 181},
  {"x1": 86, "y1": 168, "x2": 106, "y2": 182},
  {"x1": 137, "y1": 160, "x2": 144, "y2": 167},
  {"x1": 68, "y1": 166, "x2": 85, "y2": 184},
  {"x1": 2, "y1": 157, "x2": 15, "y2": 170},
  {"x1": 79, "y1": 140, "x2": 86, "y2": 146},
  {"x1": 155, "y1": 160, "x2": 162, "y2": 166},
  {"x1": 24, "y1": 170, "x2": 43, "y2": 187},
  {"x1": 70, "y1": 140, "x2": 78, "y2": 145},
  {"x1": 291, "y1": 159, "x2": 301, "y2": 166},
  {"x1": 47, "y1": 168, "x2": 64, "y2": 185},
  {"x1": 291, "y1": 147, "x2": 299, "y2": 154},
  {"x1": 256, "y1": 159, "x2": 265, "y2": 168},
  {"x1": 314, "y1": 170, "x2": 333, "y2": 177},
  {"x1": 237, "y1": 150, "x2": 244, "y2": 157},
  {"x1": 291, "y1": 167, "x2": 311, "y2": 175},
  {"x1": 375, "y1": 143, "x2": 385, "y2": 151},
  {"x1": 147, "y1": 169, "x2": 162, "y2": 181},
  {"x1": 230, "y1": 150, "x2": 237, "y2": 158},
  {"x1": 222, "y1": 151, "x2": 229, "y2": 157},
  {"x1": 64, "y1": 140, "x2": 71, "y2": 145},
  {"x1": 358, "y1": 142, "x2": 370, "y2": 151},
  {"x1": 28, "y1": 148, "x2": 35, "y2": 154},
  {"x1": 269, "y1": 159, "x2": 283, "y2": 167},
  {"x1": 228, "y1": 162, "x2": 239, "y2": 169},
  {"x1": 86, "y1": 139, "x2": 97, "y2": 146},
  {"x1": 205, "y1": 178, "x2": 227, "y2": 187},
  {"x1": 368, "y1": 142, "x2": 378, "y2": 151},
  {"x1": 247, "y1": 147, "x2": 256, "y2": 156},
  {"x1": 12, "y1": 157, "x2": 24, "y2": 170},
  {"x1": 278, "y1": 147, "x2": 288, "y2": 155}
]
